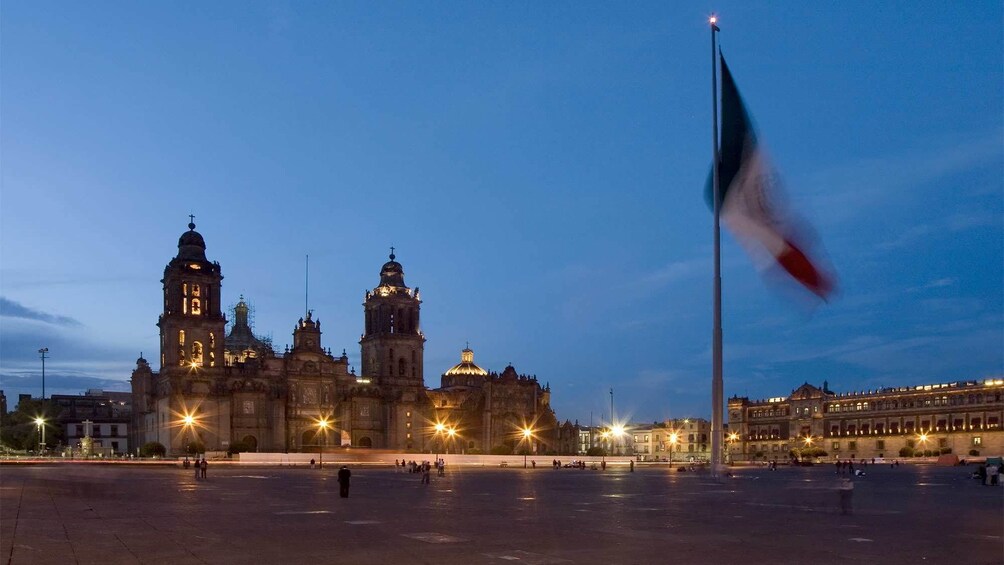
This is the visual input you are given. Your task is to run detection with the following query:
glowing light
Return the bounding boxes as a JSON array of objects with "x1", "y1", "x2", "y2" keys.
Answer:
[
  {"x1": 447, "y1": 427, "x2": 457, "y2": 438},
  {"x1": 709, "y1": 15, "x2": 717, "y2": 24},
  {"x1": 918, "y1": 433, "x2": 928, "y2": 443},
  {"x1": 182, "y1": 415, "x2": 195, "y2": 427},
  {"x1": 669, "y1": 432, "x2": 679, "y2": 444},
  {"x1": 34, "y1": 417, "x2": 45, "y2": 426},
  {"x1": 434, "y1": 423, "x2": 446, "y2": 433},
  {"x1": 803, "y1": 436, "x2": 813, "y2": 446},
  {"x1": 189, "y1": 361, "x2": 199, "y2": 369},
  {"x1": 522, "y1": 427, "x2": 533, "y2": 439},
  {"x1": 728, "y1": 432, "x2": 739, "y2": 442},
  {"x1": 611, "y1": 425, "x2": 625, "y2": 437}
]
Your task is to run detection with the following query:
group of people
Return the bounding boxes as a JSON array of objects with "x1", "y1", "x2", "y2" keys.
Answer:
[
  {"x1": 974, "y1": 462, "x2": 1000, "y2": 486},
  {"x1": 834, "y1": 459, "x2": 867, "y2": 477},
  {"x1": 183, "y1": 456, "x2": 208, "y2": 479},
  {"x1": 394, "y1": 459, "x2": 441, "y2": 482}
]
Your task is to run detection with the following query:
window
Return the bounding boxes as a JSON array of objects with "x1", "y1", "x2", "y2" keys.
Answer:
[
  {"x1": 406, "y1": 411, "x2": 411, "y2": 418},
  {"x1": 832, "y1": 442, "x2": 840, "y2": 450},
  {"x1": 191, "y1": 298, "x2": 201, "y2": 315},
  {"x1": 192, "y1": 284, "x2": 200, "y2": 297},
  {"x1": 876, "y1": 440, "x2": 885, "y2": 450},
  {"x1": 191, "y1": 342, "x2": 203, "y2": 365},
  {"x1": 938, "y1": 438, "x2": 947, "y2": 448},
  {"x1": 972, "y1": 437, "x2": 982, "y2": 447},
  {"x1": 179, "y1": 330, "x2": 185, "y2": 345},
  {"x1": 848, "y1": 441, "x2": 856, "y2": 450}
]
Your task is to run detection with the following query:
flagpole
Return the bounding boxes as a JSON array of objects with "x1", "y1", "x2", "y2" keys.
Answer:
[{"x1": 709, "y1": 15, "x2": 724, "y2": 479}]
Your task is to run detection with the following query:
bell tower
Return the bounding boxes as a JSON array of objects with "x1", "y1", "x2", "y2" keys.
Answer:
[
  {"x1": 360, "y1": 249, "x2": 425, "y2": 386},
  {"x1": 158, "y1": 218, "x2": 226, "y2": 373}
]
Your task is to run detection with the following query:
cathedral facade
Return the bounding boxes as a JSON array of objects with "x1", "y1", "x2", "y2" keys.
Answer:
[{"x1": 130, "y1": 221, "x2": 557, "y2": 455}]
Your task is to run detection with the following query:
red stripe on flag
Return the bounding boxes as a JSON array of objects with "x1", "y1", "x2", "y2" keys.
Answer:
[{"x1": 777, "y1": 241, "x2": 833, "y2": 299}]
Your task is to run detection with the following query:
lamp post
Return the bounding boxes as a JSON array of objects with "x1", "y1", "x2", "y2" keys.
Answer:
[
  {"x1": 34, "y1": 417, "x2": 46, "y2": 453},
  {"x1": 669, "y1": 432, "x2": 679, "y2": 466},
  {"x1": 38, "y1": 348, "x2": 48, "y2": 400},
  {"x1": 801, "y1": 434, "x2": 813, "y2": 463},
  {"x1": 521, "y1": 427, "x2": 533, "y2": 468},
  {"x1": 433, "y1": 422, "x2": 446, "y2": 462},
  {"x1": 316, "y1": 417, "x2": 331, "y2": 469},
  {"x1": 727, "y1": 432, "x2": 739, "y2": 464},
  {"x1": 600, "y1": 430, "x2": 610, "y2": 467}
]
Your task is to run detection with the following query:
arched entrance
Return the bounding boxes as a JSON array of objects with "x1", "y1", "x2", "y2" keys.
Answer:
[
  {"x1": 358, "y1": 436, "x2": 372, "y2": 448},
  {"x1": 242, "y1": 435, "x2": 258, "y2": 452}
]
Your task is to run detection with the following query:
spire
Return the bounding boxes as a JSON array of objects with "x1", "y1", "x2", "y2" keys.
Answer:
[
  {"x1": 188, "y1": 214, "x2": 196, "y2": 230},
  {"x1": 389, "y1": 246, "x2": 396, "y2": 261}
]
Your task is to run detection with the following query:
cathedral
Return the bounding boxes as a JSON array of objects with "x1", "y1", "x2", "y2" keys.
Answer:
[{"x1": 130, "y1": 221, "x2": 558, "y2": 455}]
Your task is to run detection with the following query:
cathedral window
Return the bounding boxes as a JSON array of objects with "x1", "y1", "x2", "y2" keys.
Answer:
[
  {"x1": 192, "y1": 342, "x2": 203, "y2": 365},
  {"x1": 183, "y1": 297, "x2": 188, "y2": 314},
  {"x1": 179, "y1": 347, "x2": 186, "y2": 366},
  {"x1": 192, "y1": 284, "x2": 200, "y2": 297},
  {"x1": 179, "y1": 330, "x2": 185, "y2": 345},
  {"x1": 191, "y1": 298, "x2": 201, "y2": 315},
  {"x1": 209, "y1": 332, "x2": 215, "y2": 348},
  {"x1": 209, "y1": 351, "x2": 215, "y2": 367}
]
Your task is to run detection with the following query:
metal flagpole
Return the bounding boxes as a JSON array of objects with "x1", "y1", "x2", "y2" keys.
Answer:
[{"x1": 709, "y1": 14, "x2": 724, "y2": 479}]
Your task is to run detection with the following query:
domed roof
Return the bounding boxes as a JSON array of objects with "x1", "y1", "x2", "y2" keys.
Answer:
[
  {"x1": 379, "y1": 249, "x2": 406, "y2": 288},
  {"x1": 176, "y1": 221, "x2": 208, "y2": 262},
  {"x1": 444, "y1": 347, "x2": 488, "y2": 377}
]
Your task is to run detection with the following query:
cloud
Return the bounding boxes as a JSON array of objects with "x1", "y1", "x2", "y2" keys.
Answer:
[
  {"x1": 906, "y1": 278, "x2": 957, "y2": 293},
  {"x1": 801, "y1": 134, "x2": 1003, "y2": 227},
  {"x1": 0, "y1": 296, "x2": 81, "y2": 326}
]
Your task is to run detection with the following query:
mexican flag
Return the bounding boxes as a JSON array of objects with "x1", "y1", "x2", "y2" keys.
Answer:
[{"x1": 709, "y1": 54, "x2": 835, "y2": 299}]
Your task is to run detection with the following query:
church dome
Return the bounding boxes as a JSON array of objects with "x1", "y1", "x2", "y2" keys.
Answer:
[
  {"x1": 177, "y1": 221, "x2": 208, "y2": 262},
  {"x1": 444, "y1": 347, "x2": 488, "y2": 377},
  {"x1": 379, "y1": 250, "x2": 406, "y2": 288}
]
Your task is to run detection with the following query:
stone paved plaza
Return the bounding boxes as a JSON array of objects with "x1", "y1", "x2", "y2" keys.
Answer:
[{"x1": 1, "y1": 462, "x2": 1001, "y2": 564}]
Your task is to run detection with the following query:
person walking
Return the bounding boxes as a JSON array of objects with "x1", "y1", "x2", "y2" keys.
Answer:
[
  {"x1": 337, "y1": 465, "x2": 352, "y2": 498},
  {"x1": 988, "y1": 463, "x2": 1000, "y2": 486},
  {"x1": 421, "y1": 461, "x2": 431, "y2": 484},
  {"x1": 838, "y1": 477, "x2": 854, "y2": 515},
  {"x1": 194, "y1": 456, "x2": 201, "y2": 480},
  {"x1": 200, "y1": 457, "x2": 208, "y2": 479}
]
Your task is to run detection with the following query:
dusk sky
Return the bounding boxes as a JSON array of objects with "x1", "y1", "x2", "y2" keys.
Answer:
[{"x1": 2, "y1": 3, "x2": 1001, "y2": 426}]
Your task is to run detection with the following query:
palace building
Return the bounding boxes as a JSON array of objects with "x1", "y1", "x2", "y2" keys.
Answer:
[
  {"x1": 728, "y1": 379, "x2": 1004, "y2": 461},
  {"x1": 130, "y1": 221, "x2": 558, "y2": 455}
]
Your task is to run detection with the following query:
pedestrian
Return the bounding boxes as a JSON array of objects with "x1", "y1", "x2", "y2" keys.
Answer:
[
  {"x1": 531, "y1": 460, "x2": 536, "y2": 469},
  {"x1": 310, "y1": 458, "x2": 316, "y2": 469},
  {"x1": 200, "y1": 457, "x2": 208, "y2": 479},
  {"x1": 422, "y1": 461, "x2": 430, "y2": 484},
  {"x1": 630, "y1": 460, "x2": 635, "y2": 472},
  {"x1": 847, "y1": 461, "x2": 854, "y2": 476},
  {"x1": 337, "y1": 465, "x2": 352, "y2": 498},
  {"x1": 988, "y1": 463, "x2": 1000, "y2": 486},
  {"x1": 194, "y1": 456, "x2": 201, "y2": 479},
  {"x1": 977, "y1": 464, "x2": 988, "y2": 485},
  {"x1": 835, "y1": 460, "x2": 841, "y2": 474},
  {"x1": 838, "y1": 477, "x2": 854, "y2": 515}
]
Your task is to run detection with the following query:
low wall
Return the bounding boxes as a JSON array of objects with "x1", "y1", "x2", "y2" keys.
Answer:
[{"x1": 236, "y1": 452, "x2": 637, "y2": 467}]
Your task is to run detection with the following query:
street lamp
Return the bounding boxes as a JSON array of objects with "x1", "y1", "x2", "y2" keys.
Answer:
[
  {"x1": 35, "y1": 417, "x2": 46, "y2": 453},
  {"x1": 600, "y1": 430, "x2": 610, "y2": 467},
  {"x1": 38, "y1": 348, "x2": 48, "y2": 400},
  {"x1": 182, "y1": 414, "x2": 196, "y2": 456},
  {"x1": 521, "y1": 427, "x2": 533, "y2": 468},
  {"x1": 611, "y1": 424, "x2": 625, "y2": 456},
  {"x1": 727, "y1": 432, "x2": 739, "y2": 464},
  {"x1": 669, "y1": 432, "x2": 679, "y2": 466},
  {"x1": 316, "y1": 417, "x2": 331, "y2": 469},
  {"x1": 433, "y1": 422, "x2": 446, "y2": 462}
]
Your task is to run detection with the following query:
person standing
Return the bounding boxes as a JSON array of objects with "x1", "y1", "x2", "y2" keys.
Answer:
[
  {"x1": 200, "y1": 457, "x2": 207, "y2": 479},
  {"x1": 421, "y1": 461, "x2": 430, "y2": 484},
  {"x1": 194, "y1": 457, "x2": 201, "y2": 480},
  {"x1": 337, "y1": 465, "x2": 352, "y2": 498},
  {"x1": 988, "y1": 463, "x2": 1000, "y2": 486}
]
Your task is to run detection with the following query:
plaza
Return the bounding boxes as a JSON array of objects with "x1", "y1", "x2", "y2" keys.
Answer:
[{"x1": 1, "y1": 462, "x2": 1000, "y2": 564}]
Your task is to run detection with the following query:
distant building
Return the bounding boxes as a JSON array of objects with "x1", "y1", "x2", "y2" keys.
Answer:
[
  {"x1": 131, "y1": 221, "x2": 559, "y2": 455},
  {"x1": 728, "y1": 379, "x2": 1004, "y2": 461},
  {"x1": 628, "y1": 419, "x2": 711, "y2": 461},
  {"x1": 51, "y1": 389, "x2": 132, "y2": 455}
]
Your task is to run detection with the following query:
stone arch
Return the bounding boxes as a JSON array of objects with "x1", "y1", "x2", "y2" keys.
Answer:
[
  {"x1": 358, "y1": 436, "x2": 372, "y2": 448},
  {"x1": 242, "y1": 435, "x2": 258, "y2": 451}
]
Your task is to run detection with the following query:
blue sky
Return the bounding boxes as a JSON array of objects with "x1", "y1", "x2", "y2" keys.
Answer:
[{"x1": 2, "y1": 2, "x2": 1001, "y2": 425}]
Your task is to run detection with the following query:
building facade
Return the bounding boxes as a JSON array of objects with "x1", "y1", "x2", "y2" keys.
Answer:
[
  {"x1": 728, "y1": 379, "x2": 1004, "y2": 461},
  {"x1": 131, "y1": 221, "x2": 558, "y2": 455},
  {"x1": 52, "y1": 389, "x2": 132, "y2": 455}
]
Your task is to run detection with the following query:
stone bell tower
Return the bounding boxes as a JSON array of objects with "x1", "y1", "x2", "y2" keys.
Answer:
[
  {"x1": 158, "y1": 218, "x2": 226, "y2": 373},
  {"x1": 359, "y1": 249, "x2": 427, "y2": 450}
]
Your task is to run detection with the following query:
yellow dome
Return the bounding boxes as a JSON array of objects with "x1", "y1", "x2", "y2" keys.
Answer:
[{"x1": 444, "y1": 347, "x2": 488, "y2": 377}]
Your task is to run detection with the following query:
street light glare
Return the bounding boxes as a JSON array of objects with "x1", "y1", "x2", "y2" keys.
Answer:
[
  {"x1": 183, "y1": 415, "x2": 195, "y2": 426},
  {"x1": 611, "y1": 425, "x2": 625, "y2": 437},
  {"x1": 34, "y1": 417, "x2": 45, "y2": 426},
  {"x1": 434, "y1": 422, "x2": 446, "y2": 433},
  {"x1": 522, "y1": 428, "x2": 532, "y2": 439},
  {"x1": 709, "y1": 15, "x2": 717, "y2": 24}
]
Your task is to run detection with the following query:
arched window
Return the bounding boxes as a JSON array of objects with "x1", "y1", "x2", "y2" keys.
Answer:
[
  {"x1": 179, "y1": 330, "x2": 185, "y2": 345},
  {"x1": 192, "y1": 342, "x2": 203, "y2": 365},
  {"x1": 191, "y1": 298, "x2": 201, "y2": 315},
  {"x1": 191, "y1": 284, "x2": 200, "y2": 297},
  {"x1": 398, "y1": 358, "x2": 406, "y2": 376}
]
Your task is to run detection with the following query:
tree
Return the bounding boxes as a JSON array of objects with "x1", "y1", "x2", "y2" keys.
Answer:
[
  {"x1": 0, "y1": 398, "x2": 64, "y2": 451},
  {"x1": 141, "y1": 442, "x2": 166, "y2": 458},
  {"x1": 227, "y1": 441, "x2": 249, "y2": 456},
  {"x1": 899, "y1": 446, "x2": 914, "y2": 457},
  {"x1": 185, "y1": 440, "x2": 206, "y2": 454}
]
